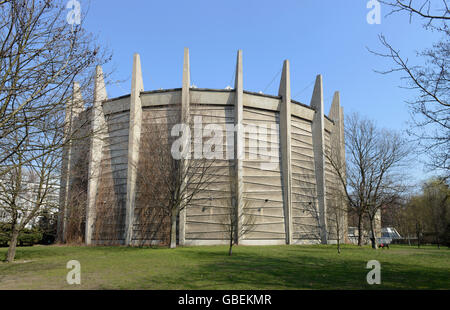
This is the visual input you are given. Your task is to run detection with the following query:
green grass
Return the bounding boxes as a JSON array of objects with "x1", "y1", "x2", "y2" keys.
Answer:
[{"x1": 0, "y1": 244, "x2": 448, "y2": 289}]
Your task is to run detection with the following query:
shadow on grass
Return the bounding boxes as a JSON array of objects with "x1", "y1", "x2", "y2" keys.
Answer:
[
  {"x1": 0, "y1": 245, "x2": 154, "y2": 261},
  {"x1": 128, "y1": 246, "x2": 450, "y2": 290},
  {"x1": 1, "y1": 245, "x2": 448, "y2": 289}
]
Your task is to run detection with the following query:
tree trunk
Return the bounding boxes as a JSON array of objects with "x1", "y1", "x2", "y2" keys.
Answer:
[
  {"x1": 369, "y1": 217, "x2": 378, "y2": 249},
  {"x1": 336, "y1": 213, "x2": 341, "y2": 254},
  {"x1": 416, "y1": 223, "x2": 421, "y2": 248},
  {"x1": 357, "y1": 213, "x2": 363, "y2": 246},
  {"x1": 170, "y1": 212, "x2": 177, "y2": 249},
  {"x1": 228, "y1": 237, "x2": 233, "y2": 256},
  {"x1": 6, "y1": 229, "x2": 20, "y2": 263}
]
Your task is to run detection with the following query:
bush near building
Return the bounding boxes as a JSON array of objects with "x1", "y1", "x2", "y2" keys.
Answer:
[{"x1": 0, "y1": 224, "x2": 42, "y2": 247}]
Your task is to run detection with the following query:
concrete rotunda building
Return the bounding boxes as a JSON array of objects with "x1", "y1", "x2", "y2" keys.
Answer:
[{"x1": 58, "y1": 48, "x2": 347, "y2": 246}]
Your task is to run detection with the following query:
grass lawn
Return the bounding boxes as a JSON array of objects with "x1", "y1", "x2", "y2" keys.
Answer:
[{"x1": 0, "y1": 244, "x2": 448, "y2": 290}]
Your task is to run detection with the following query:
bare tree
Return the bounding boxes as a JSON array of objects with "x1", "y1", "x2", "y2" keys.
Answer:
[
  {"x1": 0, "y1": 0, "x2": 111, "y2": 177},
  {"x1": 0, "y1": 113, "x2": 61, "y2": 262},
  {"x1": 92, "y1": 179, "x2": 124, "y2": 245},
  {"x1": 372, "y1": 0, "x2": 449, "y2": 178},
  {"x1": 381, "y1": 1, "x2": 449, "y2": 22},
  {"x1": 324, "y1": 124, "x2": 348, "y2": 252},
  {"x1": 63, "y1": 131, "x2": 90, "y2": 244},
  {"x1": 0, "y1": 1, "x2": 111, "y2": 259},
  {"x1": 327, "y1": 187, "x2": 347, "y2": 253},
  {"x1": 132, "y1": 117, "x2": 176, "y2": 247},
  {"x1": 291, "y1": 176, "x2": 323, "y2": 242},
  {"x1": 217, "y1": 178, "x2": 256, "y2": 256},
  {"x1": 135, "y1": 106, "x2": 219, "y2": 248},
  {"x1": 365, "y1": 129, "x2": 409, "y2": 249},
  {"x1": 327, "y1": 113, "x2": 410, "y2": 248}
]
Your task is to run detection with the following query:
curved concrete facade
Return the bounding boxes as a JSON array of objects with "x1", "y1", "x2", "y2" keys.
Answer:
[{"x1": 59, "y1": 49, "x2": 347, "y2": 246}]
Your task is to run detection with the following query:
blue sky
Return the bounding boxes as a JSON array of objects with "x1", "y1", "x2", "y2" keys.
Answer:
[{"x1": 81, "y1": 0, "x2": 442, "y2": 183}]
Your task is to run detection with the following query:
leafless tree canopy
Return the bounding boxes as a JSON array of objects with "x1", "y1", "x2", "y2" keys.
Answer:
[
  {"x1": 0, "y1": 0, "x2": 110, "y2": 176},
  {"x1": 134, "y1": 105, "x2": 220, "y2": 248},
  {"x1": 372, "y1": 1, "x2": 450, "y2": 178},
  {"x1": 381, "y1": 0, "x2": 449, "y2": 23},
  {"x1": 327, "y1": 185, "x2": 347, "y2": 253},
  {"x1": 327, "y1": 113, "x2": 410, "y2": 248},
  {"x1": 217, "y1": 178, "x2": 256, "y2": 256},
  {"x1": 0, "y1": 111, "x2": 64, "y2": 261},
  {"x1": 0, "y1": 0, "x2": 111, "y2": 261}
]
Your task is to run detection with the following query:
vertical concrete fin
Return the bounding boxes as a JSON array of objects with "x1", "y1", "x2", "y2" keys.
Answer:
[
  {"x1": 328, "y1": 91, "x2": 347, "y2": 243},
  {"x1": 278, "y1": 60, "x2": 293, "y2": 244},
  {"x1": 179, "y1": 47, "x2": 190, "y2": 246},
  {"x1": 328, "y1": 91, "x2": 340, "y2": 119},
  {"x1": 339, "y1": 104, "x2": 348, "y2": 243},
  {"x1": 60, "y1": 82, "x2": 84, "y2": 243},
  {"x1": 94, "y1": 66, "x2": 108, "y2": 102},
  {"x1": 310, "y1": 75, "x2": 323, "y2": 110},
  {"x1": 234, "y1": 49, "x2": 244, "y2": 244},
  {"x1": 339, "y1": 105, "x2": 346, "y2": 174},
  {"x1": 125, "y1": 53, "x2": 144, "y2": 245},
  {"x1": 328, "y1": 91, "x2": 345, "y2": 174},
  {"x1": 328, "y1": 91, "x2": 342, "y2": 166},
  {"x1": 58, "y1": 84, "x2": 75, "y2": 243},
  {"x1": 278, "y1": 61, "x2": 290, "y2": 98},
  {"x1": 181, "y1": 47, "x2": 190, "y2": 122},
  {"x1": 86, "y1": 66, "x2": 108, "y2": 245},
  {"x1": 132, "y1": 53, "x2": 144, "y2": 93},
  {"x1": 235, "y1": 50, "x2": 243, "y2": 92},
  {"x1": 72, "y1": 82, "x2": 84, "y2": 115},
  {"x1": 310, "y1": 75, "x2": 328, "y2": 244}
]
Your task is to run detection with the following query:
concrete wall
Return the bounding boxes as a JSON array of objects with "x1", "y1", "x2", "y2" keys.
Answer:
[
  {"x1": 60, "y1": 104, "x2": 91, "y2": 243},
  {"x1": 60, "y1": 51, "x2": 346, "y2": 246},
  {"x1": 83, "y1": 89, "x2": 344, "y2": 245},
  {"x1": 242, "y1": 107, "x2": 285, "y2": 244},
  {"x1": 91, "y1": 97, "x2": 130, "y2": 244},
  {"x1": 185, "y1": 103, "x2": 235, "y2": 243},
  {"x1": 291, "y1": 115, "x2": 320, "y2": 242}
]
